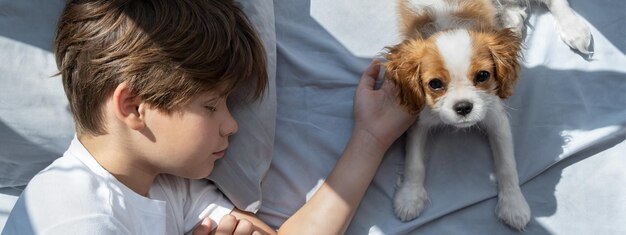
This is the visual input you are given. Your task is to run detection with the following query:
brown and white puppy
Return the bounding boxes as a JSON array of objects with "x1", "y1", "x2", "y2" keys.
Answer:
[{"x1": 384, "y1": 0, "x2": 530, "y2": 230}]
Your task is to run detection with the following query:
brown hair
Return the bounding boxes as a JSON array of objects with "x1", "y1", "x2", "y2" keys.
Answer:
[{"x1": 55, "y1": 0, "x2": 267, "y2": 136}]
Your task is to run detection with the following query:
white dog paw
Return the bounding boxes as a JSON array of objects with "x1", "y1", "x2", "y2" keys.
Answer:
[
  {"x1": 393, "y1": 185, "x2": 428, "y2": 221},
  {"x1": 558, "y1": 15, "x2": 593, "y2": 55},
  {"x1": 496, "y1": 190, "x2": 531, "y2": 230}
]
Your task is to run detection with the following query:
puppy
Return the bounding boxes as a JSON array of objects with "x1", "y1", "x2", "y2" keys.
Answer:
[{"x1": 385, "y1": 0, "x2": 530, "y2": 230}]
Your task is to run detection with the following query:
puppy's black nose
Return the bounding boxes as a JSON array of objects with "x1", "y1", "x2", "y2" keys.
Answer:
[{"x1": 454, "y1": 101, "x2": 473, "y2": 116}]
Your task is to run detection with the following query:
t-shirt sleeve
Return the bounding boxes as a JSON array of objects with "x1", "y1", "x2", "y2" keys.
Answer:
[
  {"x1": 182, "y1": 179, "x2": 234, "y2": 233},
  {"x1": 4, "y1": 214, "x2": 132, "y2": 235}
]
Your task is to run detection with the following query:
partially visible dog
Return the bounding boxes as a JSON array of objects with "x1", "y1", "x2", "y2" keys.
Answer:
[
  {"x1": 496, "y1": 0, "x2": 592, "y2": 55},
  {"x1": 384, "y1": 0, "x2": 591, "y2": 230}
]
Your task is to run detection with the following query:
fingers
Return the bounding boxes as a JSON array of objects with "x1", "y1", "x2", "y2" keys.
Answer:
[
  {"x1": 214, "y1": 215, "x2": 258, "y2": 235},
  {"x1": 358, "y1": 59, "x2": 381, "y2": 90},
  {"x1": 215, "y1": 215, "x2": 238, "y2": 235},
  {"x1": 233, "y1": 218, "x2": 253, "y2": 235},
  {"x1": 192, "y1": 217, "x2": 212, "y2": 235}
]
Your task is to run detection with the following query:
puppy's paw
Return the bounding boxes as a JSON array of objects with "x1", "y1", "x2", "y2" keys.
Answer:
[
  {"x1": 393, "y1": 184, "x2": 428, "y2": 221},
  {"x1": 496, "y1": 189, "x2": 531, "y2": 230},
  {"x1": 557, "y1": 15, "x2": 593, "y2": 55}
]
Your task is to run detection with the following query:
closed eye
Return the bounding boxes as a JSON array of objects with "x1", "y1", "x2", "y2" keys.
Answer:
[{"x1": 204, "y1": 106, "x2": 217, "y2": 112}]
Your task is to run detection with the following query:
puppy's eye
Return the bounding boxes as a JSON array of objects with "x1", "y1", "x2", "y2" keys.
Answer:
[
  {"x1": 428, "y1": 79, "x2": 444, "y2": 90},
  {"x1": 475, "y1": 71, "x2": 490, "y2": 83}
]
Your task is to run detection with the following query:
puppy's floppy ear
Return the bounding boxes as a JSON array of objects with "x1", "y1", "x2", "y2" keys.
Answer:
[
  {"x1": 485, "y1": 28, "x2": 522, "y2": 99},
  {"x1": 383, "y1": 39, "x2": 425, "y2": 114}
]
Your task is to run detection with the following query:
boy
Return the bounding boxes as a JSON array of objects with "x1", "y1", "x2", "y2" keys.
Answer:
[
  {"x1": 3, "y1": 0, "x2": 272, "y2": 234},
  {"x1": 3, "y1": 0, "x2": 416, "y2": 234}
]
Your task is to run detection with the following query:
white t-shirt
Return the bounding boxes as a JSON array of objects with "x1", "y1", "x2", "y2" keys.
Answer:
[{"x1": 2, "y1": 137, "x2": 233, "y2": 235}]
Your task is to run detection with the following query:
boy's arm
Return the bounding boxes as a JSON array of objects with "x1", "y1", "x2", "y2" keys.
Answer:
[
  {"x1": 197, "y1": 60, "x2": 414, "y2": 235},
  {"x1": 277, "y1": 60, "x2": 416, "y2": 234}
]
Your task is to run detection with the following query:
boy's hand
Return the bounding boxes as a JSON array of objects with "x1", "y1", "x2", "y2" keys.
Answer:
[
  {"x1": 353, "y1": 59, "x2": 417, "y2": 150},
  {"x1": 192, "y1": 215, "x2": 261, "y2": 235}
]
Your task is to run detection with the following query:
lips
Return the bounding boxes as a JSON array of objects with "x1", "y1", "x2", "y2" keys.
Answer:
[{"x1": 213, "y1": 148, "x2": 227, "y2": 158}]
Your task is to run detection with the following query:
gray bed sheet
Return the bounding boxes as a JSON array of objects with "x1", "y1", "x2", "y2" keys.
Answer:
[{"x1": 1, "y1": 0, "x2": 625, "y2": 234}]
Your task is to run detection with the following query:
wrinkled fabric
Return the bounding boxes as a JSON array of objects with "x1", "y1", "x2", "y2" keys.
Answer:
[{"x1": 257, "y1": 0, "x2": 626, "y2": 234}]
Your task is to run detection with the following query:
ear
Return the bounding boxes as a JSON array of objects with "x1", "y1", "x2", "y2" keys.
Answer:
[
  {"x1": 383, "y1": 39, "x2": 425, "y2": 114},
  {"x1": 486, "y1": 28, "x2": 522, "y2": 99},
  {"x1": 112, "y1": 82, "x2": 145, "y2": 130}
]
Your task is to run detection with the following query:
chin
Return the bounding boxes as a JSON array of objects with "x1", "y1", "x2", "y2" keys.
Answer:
[
  {"x1": 184, "y1": 165, "x2": 214, "y2": 180},
  {"x1": 383, "y1": 0, "x2": 541, "y2": 230}
]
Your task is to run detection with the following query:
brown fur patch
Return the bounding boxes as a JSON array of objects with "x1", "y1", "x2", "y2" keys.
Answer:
[
  {"x1": 384, "y1": 39, "x2": 425, "y2": 114},
  {"x1": 385, "y1": 36, "x2": 453, "y2": 113},
  {"x1": 397, "y1": 0, "x2": 433, "y2": 39},
  {"x1": 470, "y1": 30, "x2": 522, "y2": 99},
  {"x1": 469, "y1": 40, "x2": 498, "y2": 93},
  {"x1": 417, "y1": 43, "x2": 449, "y2": 108}
]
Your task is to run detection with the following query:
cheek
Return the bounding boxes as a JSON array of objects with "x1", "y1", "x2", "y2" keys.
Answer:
[
  {"x1": 146, "y1": 114, "x2": 180, "y2": 142},
  {"x1": 155, "y1": 115, "x2": 213, "y2": 153},
  {"x1": 181, "y1": 121, "x2": 215, "y2": 150}
]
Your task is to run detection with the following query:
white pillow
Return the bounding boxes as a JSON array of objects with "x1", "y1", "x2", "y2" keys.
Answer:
[{"x1": 208, "y1": 0, "x2": 277, "y2": 213}]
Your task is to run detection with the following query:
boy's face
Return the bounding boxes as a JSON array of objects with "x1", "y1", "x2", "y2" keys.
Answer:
[{"x1": 141, "y1": 91, "x2": 238, "y2": 179}]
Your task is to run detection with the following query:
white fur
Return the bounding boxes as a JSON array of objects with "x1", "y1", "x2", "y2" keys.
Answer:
[
  {"x1": 407, "y1": 0, "x2": 458, "y2": 30},
  {"x1": 482, "y1": 99, "x2": 531, "y2": 230},
  {"x1": 434, "y1": 30, "x2": 489, "y2": 128},
  {"x1": 394, "y1": 0, "x2": 532, "y2": 230},
  {"x1": 494, "y1": 0, "x2": 592, "y2": 55},
  {"x1": 407, "y1": 0, "x2": 479, "y2": 32},
  {"x1": 395, "y1": 0, "x2": 590, "y2": 229},
  {"x1": 395, "y1": 94, "x2": 531, "y2": 229},
  {"x1": 538, "y1": 0, "x2": 592, "y2": 55},
  {"x1": 435, "y1": 30, "x2": 472, "y2": 80}
]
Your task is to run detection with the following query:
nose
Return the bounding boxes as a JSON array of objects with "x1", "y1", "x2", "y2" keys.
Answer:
[
  {"x1": 453, "y1": 101, "x2": 473, "y2": 116},
  {"x1": 221, "y1": 108, "x2": 239, "y2": 137}
]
